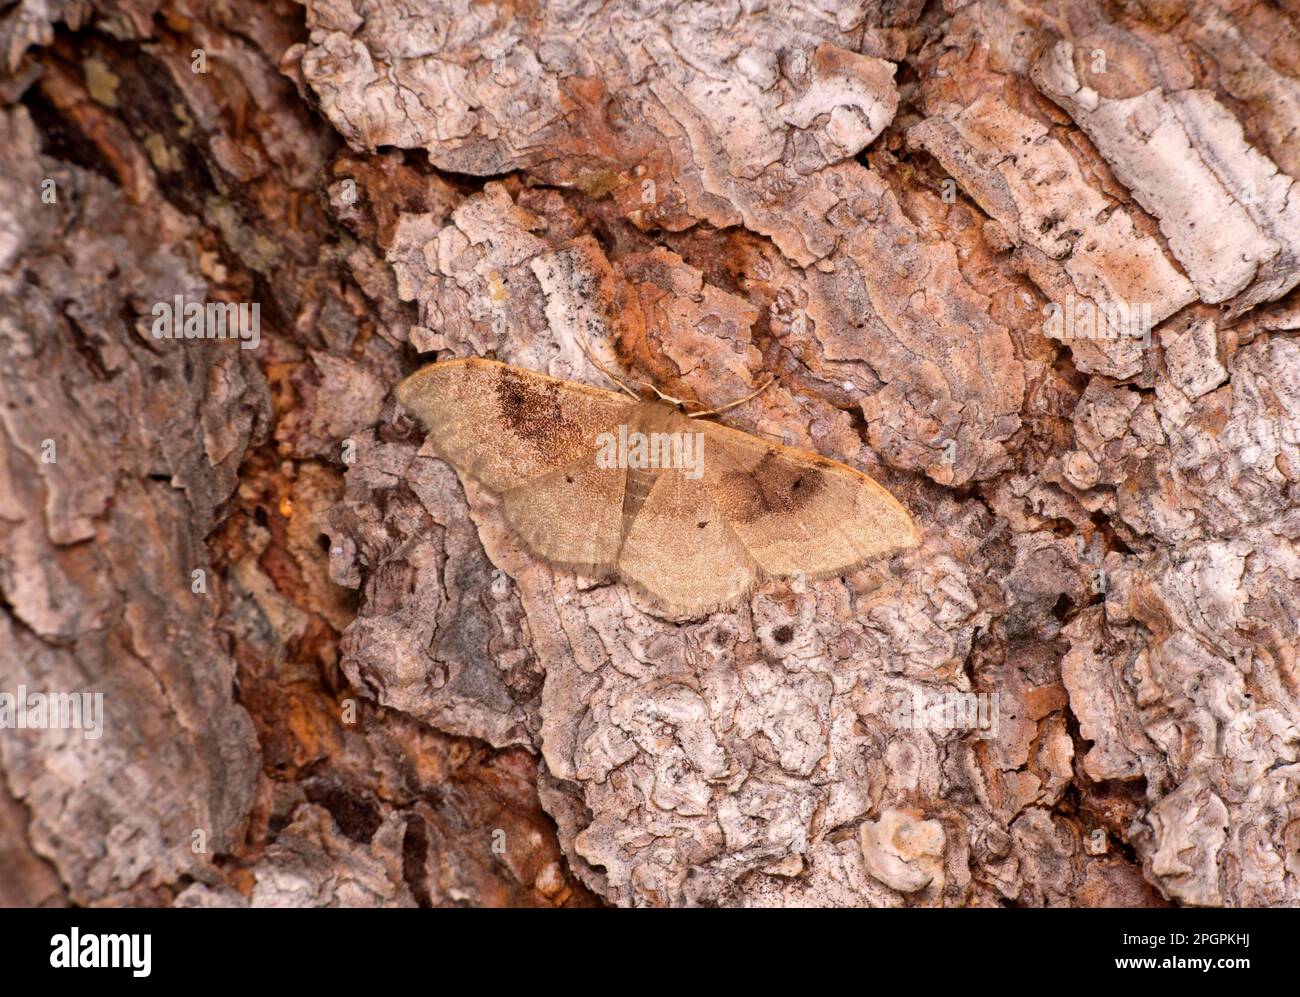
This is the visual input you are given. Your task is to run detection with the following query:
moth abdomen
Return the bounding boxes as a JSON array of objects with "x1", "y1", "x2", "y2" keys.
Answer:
[{"x1": 622, "y1": 467, "x2": 658, "y2": 526}]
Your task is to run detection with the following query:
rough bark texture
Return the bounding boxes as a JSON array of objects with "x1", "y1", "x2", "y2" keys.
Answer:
[{"x1": 0, "y1": 0, "x2": 1297, "y2": 907}]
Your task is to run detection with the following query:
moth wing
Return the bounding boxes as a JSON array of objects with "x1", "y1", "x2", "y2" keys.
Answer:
[
  {"x1": 499, "y1": 456, "x2": 627, "y2": 573},
  {"x1": 617, "y1": 465, "x2": 758, "y2": 614},
  {"x1": 395, "y1": 357, "x2": 635, "y2": 492},
  {"x1": 698, "y1": 420, "x2": 920, "y2": 578}
]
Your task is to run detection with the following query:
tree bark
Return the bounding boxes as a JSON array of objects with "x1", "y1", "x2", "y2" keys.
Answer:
[{"x1": 0, "y1": 0, "x2": 1297, "y2": 907}]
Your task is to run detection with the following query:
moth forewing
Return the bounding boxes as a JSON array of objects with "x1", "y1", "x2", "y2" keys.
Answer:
[
  {"x1": 395, "y1": 357, "x2": 635, "y2": 492},
  {"x1": 696, "y1": 418, "x2": 920, "y2": 579}
]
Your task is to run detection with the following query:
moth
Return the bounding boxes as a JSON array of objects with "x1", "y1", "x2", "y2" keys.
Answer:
[{"x1": 396, "y1": 358, "x2": 919, "y2": 614}]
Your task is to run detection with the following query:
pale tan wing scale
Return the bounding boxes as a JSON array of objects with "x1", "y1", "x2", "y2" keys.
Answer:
[
  {"x1": 396, "y1": 358, "x2": 633, "y2": 570},
  {"x1": 698, "y1": 419, "x2": 920, "y2": 580},
  {"x1": 499, "y1": 456, "x2": 627, "y2": 572},
  {"x1": 616, "y1": 463, "x2": 758, "y2": 611},
  {"x1": 396, "y1": 358, "x2": 634, "y2": 490}
]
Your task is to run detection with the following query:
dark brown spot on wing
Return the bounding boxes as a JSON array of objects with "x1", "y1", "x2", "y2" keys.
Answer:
[
  {"x1": 493, "y1": 366, "x2": 586, "y2": 464},
  {"x1": 717, "y1": 451, "x2": 827, "y2": 525}
]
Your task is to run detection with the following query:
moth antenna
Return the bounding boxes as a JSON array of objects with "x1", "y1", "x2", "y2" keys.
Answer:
[
  {"x1": 574, "y1": 323, "x2": 639, "y2": 400},
  {"x1": 574, "y1": 323, "x2": 698, "y2": 406},
  {"x1": 647, "y1": 383, "x2": 688, "y2": 407},
  {"x1": 687, "y1": 376, "x2": 775, "y2": 418}
]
